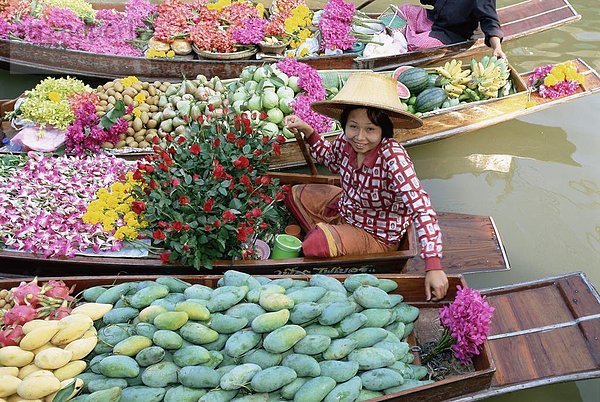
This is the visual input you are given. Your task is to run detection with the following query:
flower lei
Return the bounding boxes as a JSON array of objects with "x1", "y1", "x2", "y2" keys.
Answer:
[
  {"x1": 528, "y1": 61, "x2": 585, "y2": 99},
  {"x1": 318, "y1": 0, "x2": 356, "y2": 51},
  {"x1": 277, "y1": 58, "x2": 332, "y2": 134},
  {"x1": 423, "y1": 286, "x2": 494, "y2": 364}
]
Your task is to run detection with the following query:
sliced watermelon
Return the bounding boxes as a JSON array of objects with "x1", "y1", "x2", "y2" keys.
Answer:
[
  {"x1": 397, "y1": 82, "x2": 411, "y2": 99},
  {"x1": 392, "y1": 66, "x2": 414, "y2": 81}
]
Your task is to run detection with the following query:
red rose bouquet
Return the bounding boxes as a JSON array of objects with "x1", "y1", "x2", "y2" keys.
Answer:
[{"x1": 133, "y1": 108, "x2": 290, "y2": 269}]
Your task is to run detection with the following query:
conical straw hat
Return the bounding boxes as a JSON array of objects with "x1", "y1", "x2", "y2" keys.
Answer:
[{"x1": 311, "y1": 72, "x2": 423, "y2": 129}]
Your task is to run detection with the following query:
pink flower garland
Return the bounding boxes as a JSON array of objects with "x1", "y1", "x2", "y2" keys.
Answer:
[
  {"x1": 233, "y1": 18, "x2": 266, "y2": 45},
  {"x1": 528, "y1": 63, "x2": 582, "y2": 99},
  {"x1": 318, "y1": 0, "x2": 356, "y2": 51},
  {"x1": 277, "y1": 58, "x2": 332, "y2": 133},
  {"x1": 0, "y1": 154, "x2": 130, "y2": 257}
]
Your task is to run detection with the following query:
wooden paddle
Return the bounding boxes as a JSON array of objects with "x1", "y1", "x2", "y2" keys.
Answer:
[{"x1": 293, "y1": 130, "x2": 318, "y2": 176}]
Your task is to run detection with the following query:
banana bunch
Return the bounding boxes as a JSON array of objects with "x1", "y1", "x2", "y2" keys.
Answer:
[
  {"x1": 435, "y1": 59, "x2": 472, "y2": 99},
  {"x1": 468, "y1": 55, "x2": 511, "y2": 99}
]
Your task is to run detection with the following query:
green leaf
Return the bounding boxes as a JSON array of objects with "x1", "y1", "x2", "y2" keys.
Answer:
[
  {"x1": 100, "y1": 100, "x2": 126, "y2": 130},
  {"x1": 242, "y1": 144, "x2": 251, "y2": 154},
  {"x1": 52, "y1": 379, "x2": 78, "y2": 402},
  {"x1": 221, "y1": 180, "x2": 231, "y2": 188},
  {"x1": 229, "y1": 198, "x2": 242, "y2": 210},
  {"x1": 218, "y1": 187, "x2": 227, "y2": 196},
  {"x1": 184, "y1": 174, "x2": 192, "y2": 185}
]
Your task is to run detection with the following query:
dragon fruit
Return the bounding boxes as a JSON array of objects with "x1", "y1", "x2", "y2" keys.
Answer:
[
  {"x1": 42, "y1": 280, "x2": 74, "y2": 301},
  {"x1": 11, "y1": 279, "x2": 43, "y2": 306},
  {"x1": 2, "y1": 305, "x2": 37, "y2": 326},
  {"x1": 0, "y1": 325, "x2": 25, "y2": 347}
]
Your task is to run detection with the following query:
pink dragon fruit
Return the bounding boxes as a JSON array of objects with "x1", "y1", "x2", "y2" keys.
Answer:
[
  {"x1": 48, "y1": 305, "x2": 72, "y2": 320},
  {"x1": 0, "y1": 325, "x2": 25, "y2": 347},
  {"x1": 42, "y1": 280, "x2": 74, "y2": 301},
  {"x1": 2, "y1": 305, "x2": 37, "y2": 326},
  {"x1": 11, "y1": 279, "x2": 42, "y2": 306}
]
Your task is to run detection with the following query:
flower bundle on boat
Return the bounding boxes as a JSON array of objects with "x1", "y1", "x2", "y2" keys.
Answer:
[{"x1": 0, "y1": 0, "x2": 398, "y2": 60}]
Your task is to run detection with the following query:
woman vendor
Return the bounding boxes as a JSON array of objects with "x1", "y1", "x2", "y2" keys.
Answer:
[
  {"x1": 399, "y1": 0, "x2": 506, "y2": 59},
  {"x1": 284, "y1": 73, "x2": 449, "y2": 301}
]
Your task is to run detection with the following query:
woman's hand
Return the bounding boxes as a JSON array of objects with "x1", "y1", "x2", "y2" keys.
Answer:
[
  {"x1": 284, "y1": 115, "x2": 315, "y2": 139},
  {"x1": 425, "y1": 270, "x2": 449, "y2": 301},
  {"x1": 489, "y1": 36, "x2": 507, "y2": 60}
]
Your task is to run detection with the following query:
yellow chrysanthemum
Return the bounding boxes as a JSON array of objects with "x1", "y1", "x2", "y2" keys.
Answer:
[
  {"x1": 208, "y1": 0, "x2": 231, "y2": 11},
  {"x1": 543, "y1": 74, "x2": 559, "y2": 87},
  {"x1": 298, "y1": 48, "x2": 309, "y2": 58},
  {"x1": 166, "y1": 50, "x2": 175, "y2": 58},
  {"x1": 48, "y1": 91, "x2": 61, "y2": 102},
  {"x1": 134, "y1": 93, "x2": 146, "y2": 105},
  {"x1": 133, "y1": 108, "x2": 142, "y2": 118},
  {"x1": 256, "y1": 2, "x2": 264, "y2": 17},
  {"x1": 110, "y1": 182, "x2": 126, "y2": 193}
]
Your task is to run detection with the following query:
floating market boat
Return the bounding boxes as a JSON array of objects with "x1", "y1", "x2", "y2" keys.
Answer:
[
  {"x1": 0, "y1": 0, "x2": 581, "y2": 81},
  {"x1": 0, "y1": 170, "x2": 509, "y2": 277},
  {"x1": 273, "y1": 58, "x2": 600, "y2": 169},
  {"x1": 2, "y1": 58, "x2": 598, "y2": 169},
  {"x1": 0, "y1": 271, "x2": 597, "y2": 402}
]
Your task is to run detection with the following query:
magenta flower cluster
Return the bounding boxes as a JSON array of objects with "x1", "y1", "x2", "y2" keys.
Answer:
[
  {"x1": 4, "y1": 0, "x2": 155, "y2": 56},
  {"x1": 0, "y1": 154, "x2": 130, "y2": 258},
  {"x1": 277, "y1": 58, "x2": 332, "y2": 133},
  {"x1": 65, "y1": 100, "x2": 126, "y2": 157},
  {"x1": 232, "y1": 18, "x2": 266, "y2": 45},
  {"x1": 439, "y1": 286, "x2": 495, "y2": 363},
  {"x1": 318, "y1": 0, "x2": 356, "y2": 51},
  {"x1": 528, "y1": 64, "x2": 580, "y2": 99}
]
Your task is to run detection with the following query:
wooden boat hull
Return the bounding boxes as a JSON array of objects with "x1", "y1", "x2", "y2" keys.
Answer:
[
  {"x1": 0, "y1": 0, "x2": 580, "y2": 81},
  {"x1": 272, "y1": 58, "x2": 600, "y2": 169},
  {"x1": 0, "y1": 172, "x2": 510, "y2": 277},
  {"x1": 0, "y1": 272, "x2": 596, "y2": 402}
]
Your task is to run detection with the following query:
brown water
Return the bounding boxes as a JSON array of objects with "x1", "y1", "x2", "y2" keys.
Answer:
[{"x1": 1, "y1": 0, "x2": 599, "y2": 399}]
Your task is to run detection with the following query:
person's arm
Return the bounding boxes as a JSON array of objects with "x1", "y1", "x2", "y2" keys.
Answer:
[
  {"x1": 475, "y1": 0, "x2": 506, "y2": 58},
  {"x1": 384, "y1": 144, "x2": 448, "y2": 300},
  {"x1": 284, "y1": 115, "x2": 341, "y2": 173}
]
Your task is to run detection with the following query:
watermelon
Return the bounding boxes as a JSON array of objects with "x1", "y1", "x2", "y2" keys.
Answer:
[
  {"x1": 396, "y1": 82, "x2": 410, "y2": 99},
  {"x1": 397, "y1": 68, "x2": 429, "y2": 95},
  {"x1": 414, "y1": 87, "x2": 447, "y2": 113},
  {"x1": 393, "y1": 66, "x2": 414, "y2": 81}
]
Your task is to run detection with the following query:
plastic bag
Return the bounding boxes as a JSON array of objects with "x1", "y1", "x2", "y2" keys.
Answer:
[{"x1": 10, "y1": 125, "x2": 66, "y2": 152}]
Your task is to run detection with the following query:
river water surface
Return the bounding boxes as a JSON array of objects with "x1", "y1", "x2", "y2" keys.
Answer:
[{"x1": 1, "y1": 0, "x2": 599, "y2": 400}]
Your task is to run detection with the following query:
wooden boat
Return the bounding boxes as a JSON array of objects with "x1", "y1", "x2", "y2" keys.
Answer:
[
  {"x1": 0, "y1": 0, "x2": 580, "y2": 81},
  {"x1": 0, "y1": 271, "x2": 596, "y2": 402},
  {"x1": 273, "y1": 58, "x2": 600, "y2": 169},
  {"x1": 0, "y1": 171, "x2": 509, "y2": 277},
  {"x1": 2, "y1": 58, "x2": 598, "y2": 168}
]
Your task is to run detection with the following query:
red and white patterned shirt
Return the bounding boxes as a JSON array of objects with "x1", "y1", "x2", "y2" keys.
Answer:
[{"x1": 307, "y1": 132, "x2": 443, "y2": 268}]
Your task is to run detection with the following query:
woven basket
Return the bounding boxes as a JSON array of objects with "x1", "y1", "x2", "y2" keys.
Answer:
[{"x1": 193, "y1": 45, "x2": 257, "y2": 60}]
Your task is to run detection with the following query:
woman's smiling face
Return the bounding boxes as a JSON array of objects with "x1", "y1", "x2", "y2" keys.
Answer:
[{"x1": 344, "y1": 108, "x2": 383, "y2": 155}]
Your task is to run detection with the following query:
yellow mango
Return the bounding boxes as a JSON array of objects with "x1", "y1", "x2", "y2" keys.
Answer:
[
  {"x1": 52, "y1": 361, "x2": 86, "y2": 381},
  {"x1": 70, "y1": 303, "x2": 113, "y2": 321},
  {"x1": 50, "y1": 321, "x2": 91, "y2": 346},
  {"x1": 81, "y1": 328, "x2": 97, "y2": 339},
  {"x1": 0, "y1": 368, "x2": 19, "y2": 377},
  {"x1": 19, "y1": 326, "x2": 61, "y2": 351},
  {"x1": 22, "y1": 370, "x2": 54, "y2": 380},
  {"x1": 0, "y1": 347, "x2": 34, "y2": 368},
  {"x1": 34, "y1": 348, "x2": 73, "y2": 370},
  {"x1": 22, "y1": 320, "x2": 59, "y2": 335},
  {"x1": 64, "y1": 337, "x2": 97, "y2": 361},
  {"x1": 44, "y1": 378, "x2": 83, "y2": 402},
  {"x1": 8, "y1": 395, "x2": 43, "y2": 402},
  {"x1": 0, "y1": 375, "x2": 21, "y2": 397},
  {"x1": 17, "y1": 364, "x2": 41, "y2": 380},
  {"x1": 17, "y1": 373, "x2": 60, "y2": 399},
  {"x1": 58, "y1": 314, "x2": 93, "y2": 327},
  {"x1": 31, "y1": 344, "x2": 52, "y2": 355}
]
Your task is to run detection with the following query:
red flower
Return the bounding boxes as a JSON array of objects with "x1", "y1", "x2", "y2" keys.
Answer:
[
  {"x1": 282, "y1": 184, "x2": 292, "y2": 192},
  {"x1": 233, "y1": 156, "x2": 250, "y2": 170},
  {"x1": 260, "y1": 112, "x2": 268, "y2": 120},
  {"x1": 171, "y1": 178, "x2": 180, "y2": 187},
  {"x1": 253, "y1": 149, "x2": 263, "y2": 157},
  {"x1": 172, "y1": 221, "x2": 183, "y2": 231},
  {"x1": 235, "y1": 138, "x2": 246, "y2": 148},
  {"x1": 222, "y1": 210, "x2": 236, "y2": 223},
  {"x1": 251, "y1": 207, "x2": 262, "y2": 217},
  {"x1": 273, "y1": 143, "x2": 281, "y2": 156},
  {"x1": 182, "y1": 245, "x2": 190, "y2": 252},
  {"x1": 213, "y1": 219, "x2": 221, "y2": 228},
  {"x1": 275, "y1": 191, "x2": 285, "y2": 201},
  {"x1": 158, "y1": 221, "x2": 169, "y2": 229},
  {"x1": 165, "y1": 134, "x2": 173, "y2": 142},
  {"x1": 213, "y1": 164, "x2": 227, "y2": 179},
  {"x1": 240, "y1": 175, "x2": 251, "y2": 186},
  {"x1": 190, "y1": 144, "x2": 201, "y2": 155},
  {"x1": 177, "y1": 136, "x2": 186, "y2": 144},
  {"x1": 183, "y1": 224, "x2": 191, "y2": 231},
  {"x1": 259, "y1": 222, "x2": 269, "y2": 230},
  {"x1": 204, "y1": 224, "x2": 213, "y2": 231},
  {"x1": 226, "y1": 132, "x2": 236, "y2": 142},
  {"x1": 132, "y1": 170, "x2": 143, "y2": 180},
  {"x1": 144, "y1": 165, "x2": 155, "y2": 174},
  {"x1": 160, "y1": 251, "x2": 171, "y2": 263},
  {"x1": 158, "y1": 162, "x2": 169, "y2": 172},
  {"x1": 261, "y1": 136, "x2": 270, "y2": 144},
  {"x1": 178, "y1": 195, "x2": 190, "y2": 206},
  {"x1": 193, "y1": 174, "x2": 200, "y2": 181},
  {"x1": 213, "y1": 138, "x2": 221, "y2": 147},
  {"x1": 203, "y1": 198, "x2": 215, "y2": 213},
  {"x1": 197, "y1": 115, "x2": 204, "y2": 123},
  {"x1": 131, "y1": 200, "x2": 146, "y2": 214},
  {"x1": 259, "y1": 176, "x2": 272, "y2": 185},
  {"x1": 245, "y1": 126, "x2": 253, "y2": 134},
  {"x1": 276, "y1": 135, "x2": 286, "y2": 144},
  {"x1": 208, "y1": 103, "x2": 215, "y2": 112},
  {"x1": 152, "y1": 136, "x2": 161, "y2": 144},
  {"x1": 234, "y1": 119, "x2": 241, "y2": 130},
  {"x1": 153, "y1": 229, "x2": 167, "y2": 240}
]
